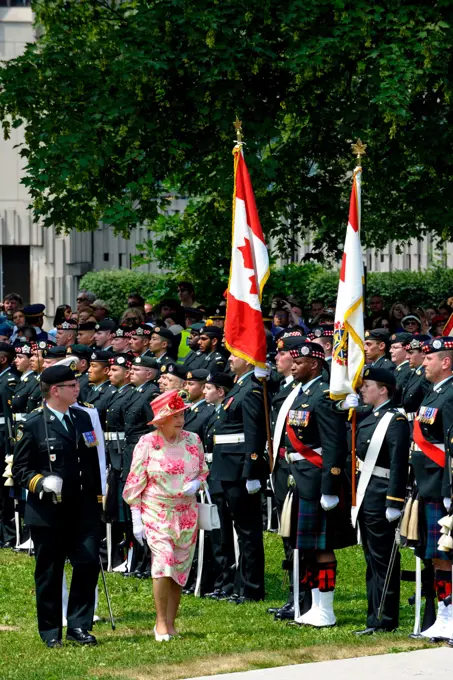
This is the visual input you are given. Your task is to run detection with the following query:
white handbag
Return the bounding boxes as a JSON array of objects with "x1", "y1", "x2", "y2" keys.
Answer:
[{"x1": 197, "y1": 487, "x2": 221, "y2": 531}]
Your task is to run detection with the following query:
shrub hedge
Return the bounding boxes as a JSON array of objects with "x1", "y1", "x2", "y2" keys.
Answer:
[{"x1": 80, "y1": 264, "x2": 453, "y2": 318}]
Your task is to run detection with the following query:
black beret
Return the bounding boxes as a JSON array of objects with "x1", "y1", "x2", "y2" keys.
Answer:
[
  {"x1": 389, "y1": 332, "x2": 413, "y2": 346},
  {"x1": 133, "y1": 356, "x2": 159, "y2": 369},
  {"x1": 309, "y1": 324, "x2": 334, "y2": 339},
  {"x1": 206, "y1": 372, "x2": 235, "y2": 391},
  {"x1": 109, "y1": 353, "x2": 133, "y2": 368},
  {"x1": 199, "y1": 325, "x2": 223, "y2": 339},
  {"x1": 43, "y1": 346, "x2": 68, "y2": 359},
  {"x1": 0, "y1": 342, "x2": 13, "y2": 353},
  {"x1": 188, "y1": 322, "x2": 204, "y2": 332},
  {"x1": 277, "y1": 334, "x2": 307, "y2": 352},
  {"x1": 363, "y1": 366, "x2": 396, "y2": 387},
  {"x1": 23, "y1": 304, "x2": 45, "y2": 317},
  {"x1": 185, "y1": 369, "x2": 210, "y2": 381},
  {"x1": 164, "y1": 363, "x2": 186, "y2": 379},
  {"x1": 67, "y1": 344, "x2": 92, "y2": 361},
  {"x1": 90, "y1": 349, "x2": 114, "y2": 363},
  {"x1": 15, "y1": 343, "x2": 32, "y2": 356},
  {"x1": 95, "y1": 319, "x2": 117, "y2": 332},
  {"x1": 151, "y1": 326, "x2": 174, "y2": 342},
  {"x1": 31, "y1": 340, "x2": 51, "y2": 352},
  {"x1": 78, "y1": 322, "x2": 97, "y2": 331},
  {"x1": 55, "y1": 320, "x2": 78, "y2": 331},
  {"x1": 113, "y1": 325, "x2": 131, "y2": 338},
  {"x1": 365, "y1": 329, "x2": 391, "y2": 343},
  {"x1": 423, "y1": 336, "x2": 453, "y2": 354},
  {"x1": 130, "y1": 323, "x2": 153, "y2": 337},
  {"x1": 41, "y1": 365, "x2": 76, "y2": 385},
  {"x1": 405, "y1": 334, "x2": 431, "y2": 350},
  {"x1": 289, "y1": 342, "x2": 325, "y2": 360}
]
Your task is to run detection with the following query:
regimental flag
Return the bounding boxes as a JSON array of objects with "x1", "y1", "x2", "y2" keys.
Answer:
[
  {"x1": 224, "y1": 144, "x2": 270, "y2": 367},
  {"x1": 329, "y1": 167, "x2": 365, "y2": 400}
]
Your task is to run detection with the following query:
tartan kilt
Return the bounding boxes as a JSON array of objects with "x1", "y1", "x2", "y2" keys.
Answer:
[
  {"x1": 421, "y1": 500, "x2": 448, "y2": 560},
  {"x1": 297, "y1": 485, "x2": 357, "y2": 552}
]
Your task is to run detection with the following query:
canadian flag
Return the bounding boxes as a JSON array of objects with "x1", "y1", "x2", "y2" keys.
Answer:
[
  {"x1": 329, "y1": 167, "x2": 365, "y2": 399},
  {"x1": 224, "y1": 145, "x2": 270, "y2": 367}
]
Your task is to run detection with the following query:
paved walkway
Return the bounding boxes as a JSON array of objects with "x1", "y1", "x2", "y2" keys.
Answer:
[{"x1": 184, "y1": 648, "x2": 452, "y2": 680}]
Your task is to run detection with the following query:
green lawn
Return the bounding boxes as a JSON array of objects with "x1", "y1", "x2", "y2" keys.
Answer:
[{"x1": 0, "y1": 534, "x2": 435, "y2": 680}]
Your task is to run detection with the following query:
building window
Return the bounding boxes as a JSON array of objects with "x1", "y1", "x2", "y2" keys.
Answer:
[{"x1": 103, "y1": 253, "x2": 109, "y2": 262}]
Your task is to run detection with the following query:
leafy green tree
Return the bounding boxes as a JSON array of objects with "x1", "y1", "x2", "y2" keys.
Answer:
[{"x1": 1, "y1": 0, "x2": 453, "y2": 275}]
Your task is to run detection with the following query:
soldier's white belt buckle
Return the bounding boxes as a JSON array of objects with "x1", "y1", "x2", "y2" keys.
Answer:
[
  {"x1": 105, "y1": 432, "x2": 125, "y2": 441},
  {"x1": 213, "y1": 433, "x2": 245, "y2": 444},
  {"x1": 13, "y1": 413, "x2": 26, "y2": 422},
  {"x1": 357, "y1": 459, "x2": 390, "y2": 479},
  {"x1": 287, "y1": 452, "x2": 305, "y2": 463},
  {"x1": 407, "y1": 413, "x2": 415, "y2": 422},
  {"x1": 205, "y1": 453, "x2": 213, "y2": 463}
]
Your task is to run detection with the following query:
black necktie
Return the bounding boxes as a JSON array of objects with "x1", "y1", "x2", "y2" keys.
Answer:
[{"x1": 63, "y1": 413, "x2": 76, "y2": 439}]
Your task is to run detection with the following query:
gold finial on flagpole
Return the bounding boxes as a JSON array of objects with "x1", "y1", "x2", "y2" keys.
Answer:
[
  {"x1": 351, "y1": 139, "x2": 367, "y2": 165},
  {"x1": 234, "y1": 117, "x2": 243, "y2": 144}
]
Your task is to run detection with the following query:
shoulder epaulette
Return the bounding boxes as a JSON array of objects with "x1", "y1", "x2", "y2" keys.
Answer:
[{"x1": 83, "y1": 402, "x2": 94, "y2": 408}]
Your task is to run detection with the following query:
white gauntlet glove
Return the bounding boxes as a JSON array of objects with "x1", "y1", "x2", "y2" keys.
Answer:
[
  {"x1": 443, "y1": 497, "x2": 452, "y2": 511},
  {"x1": 130, "y1": 506, "x2": 145, "y2": 546},
  {"x1": 254, "y1": 365, "x2": 271, "y2": 380},
  {"x1": 246, "y1": 479, "x2": 261, "y2": 495},
  {"x1": 42, "y1": 475, "x2": 63, "y2": 496},
  {"x1": 182, "y1": 479, "x2": 201, "y2": 496},
  {"x1": 386, "y1": 508, "x2": 402, "y2": 522},
  {"x1": 320, "y1": 494, "x2": 339, "y2": 511},
  {"x1": 340, "y1": 393, "x2": 359, "y2": 410}
]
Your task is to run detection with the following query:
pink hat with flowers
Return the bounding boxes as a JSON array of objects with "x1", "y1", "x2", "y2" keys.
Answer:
[{"x1": 149, "y1": 389, "x2": 189, "y2": 425}]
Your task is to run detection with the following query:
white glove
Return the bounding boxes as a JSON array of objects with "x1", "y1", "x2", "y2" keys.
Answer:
[
  {"x1": 182, "y1": 479, "x2": 201, "y2": 496},
  {"x1": 246, "y1": 479, "x2": 261, "y2": 494},
  {"x1": 386, "y1": 507, "x2": 402, "y2": 522},
  {"x1": 42, "y1": 475, "x2": 63, "y2": 495},
  {"x1": 254, "y1": 365, "x2": 271, "y2": 380},
  {"x1": 320, "y1": 494, "x2": 339, "y2": 511},
  {"x1": 443, "y1": 497, "x2": 452, "y2": 511},
  {"x1": 130, "y1": 506, "x2": 145, "y2": 546},
  {"x1": 340, "y1": 393, "x2": 359, "y2": 410}
]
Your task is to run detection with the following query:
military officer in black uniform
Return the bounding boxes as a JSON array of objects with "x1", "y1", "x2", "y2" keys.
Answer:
[
  {"x1": 158, "y1": 362, "x2": 186, "y2": 393},
  {"x1": 353, "y1": 367, "x2": 410, "y2": 635},
  {"x1": 128, "y1": 324, "x2": 152, "y2": 358},
  {"x1": 85, "y1": 350, "x2": 116, "y2": 429},
  {"x1": 364, "y1": 329, "x2": 395, "y2": 371},
  {"x1": 389, "y1": 332, "x2": 413, "y2": 407},
  {"x1": 285, "y1": 342, "x2": 354, "y2": 628},
  {"x1": 27, "y1": 340, "x2": 50, "y2": 413},
  {"x1": 197, "y1": 326, "x2": 227, "y2": 373},
  {"x1": 309, "y1": 325, "x2": 333, "y2": 380},
  {"x1": 121, "y1": 356, "x2": 159, "y2": 577},
  {"x1": 104, "y1": 354, "x2": 134, "y2": 568},
  {"x1": 0, "y1": 343, "x2": 19, "y2": 546},
  {"x1": 42, "y1": 346, "x2": 68, "y2": 369},
  {"x1": 267, "y1": 332, "x2": 305, "y2": 620},
  {"x1": 402, "y1": 335, "x2": 431, "y2": 423},
  {"x1": 182, "y1": 323, "x2": 205, "y2": 370},
  {"x1": 94, "y1": 319, "x2": 117, "y2": 351},
  {"x1": 184, "y1": 369, "x2": 214, "y2": 438},
  {"x1": 410, "y1": 337, "x2": 453, "y2": 641},
  {"x1": 12, "y1": 365, "x2": 103, "y2": 647},
  {"x1": 148, "y1": 326, "x2": 176, "y2": 366},
  {"x1": 111, "y1": 325, "x2": 132, "y2": 354},
  {"x1": 12, "y1": 343, "x2": 38, "y2": 431},
  {"x1": 210, "y1": 353, "x2": 267, "y2": 603},
  {"x1": 203, "y1": 372, "x2": 238, "y2": 599},
  {"x1": 76, "y1": 322, "x2": 97, "y2": 348},
  {"x1": 66, "y1": 345, "x2": 92, "y2": 401}
]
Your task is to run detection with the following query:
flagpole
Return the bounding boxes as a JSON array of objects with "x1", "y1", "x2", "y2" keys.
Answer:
[{"x1": 350, "y1": 139, "x2": 367, "y2": 508}]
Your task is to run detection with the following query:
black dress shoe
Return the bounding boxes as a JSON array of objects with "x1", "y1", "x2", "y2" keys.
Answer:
[
  {"x1": 136, "y1": 570, "x2": 151, "y2": 580},
  {"x1": 267, "y1": 606, "x2": 281, "y2": 614},
  {"x1": 1, "y1": 540, "x2": 15, "y2": 549},
  {"x1": 45, "y1": 639, "x2": 62, "y2": 648},
  {"x1": 66, "y1": 628, "x2": 97, "y2": 646},
  {"x1": 229, "y1": 596, "x2": 256, "y2": 604},
  {"x1": 275, "y1": 604, "x2": 296, "y2": 620}
]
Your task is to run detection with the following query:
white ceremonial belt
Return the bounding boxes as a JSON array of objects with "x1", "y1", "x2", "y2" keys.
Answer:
[
  {"x1": 286, "y1": 448, "x2": 322, "y2": 463},
  {"x1": 214, "y1": 433, "x2": 245, "y2": 444},
  {"x1": 13, "y1": 413, "x2": 26, "y2": 422},
  {"x1": 0, "y1": 416, "x2": 5, "y2": 425},
  {"x1": 357, "y1": 459, "x2": 390, "y2": 480},
  {"x1": 105, "y1": 432, "x2": 125, "y2": 441},
  {"x1": 205, "y1": 453, "x2": 213, "y2": 463}
]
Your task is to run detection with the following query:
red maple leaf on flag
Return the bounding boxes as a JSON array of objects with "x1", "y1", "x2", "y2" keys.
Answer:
[{"x1": 238, "y1": 238, "x2": 259, "y2": 296}]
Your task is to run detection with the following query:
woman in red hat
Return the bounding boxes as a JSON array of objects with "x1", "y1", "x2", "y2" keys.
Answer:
[{"x1": 123, "y1": 390, "x2": 208, "y2": 641}]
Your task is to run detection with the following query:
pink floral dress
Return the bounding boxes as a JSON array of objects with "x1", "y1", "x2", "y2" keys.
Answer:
[{"x1": 123, "y1": 429, "x2": 208, "y2": 586}]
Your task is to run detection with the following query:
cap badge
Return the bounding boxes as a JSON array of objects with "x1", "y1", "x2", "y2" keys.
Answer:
[
  {"x1": 301, "y1": 346, "x2": 309, "y2": 356},
  {"x1": 117, "y1": 357, "x2": 125, "y2": 365},
  {"x1": 187, "y1": 372, "x2": 192, "y2": 379},
  {"x1": 433, "y1": 340, "x2": 442, "y2": 349}
]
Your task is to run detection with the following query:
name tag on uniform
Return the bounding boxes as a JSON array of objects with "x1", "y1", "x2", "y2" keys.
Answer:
[
  {"x1": 418, "y1": 406, "x2": 438, "y2": 424},
  {"x1": 288, "y1": 409, "x2": 310, "y2": 427},
  {"x1": 82, "y1": 431, "x2": 99, "y2": 447}
]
